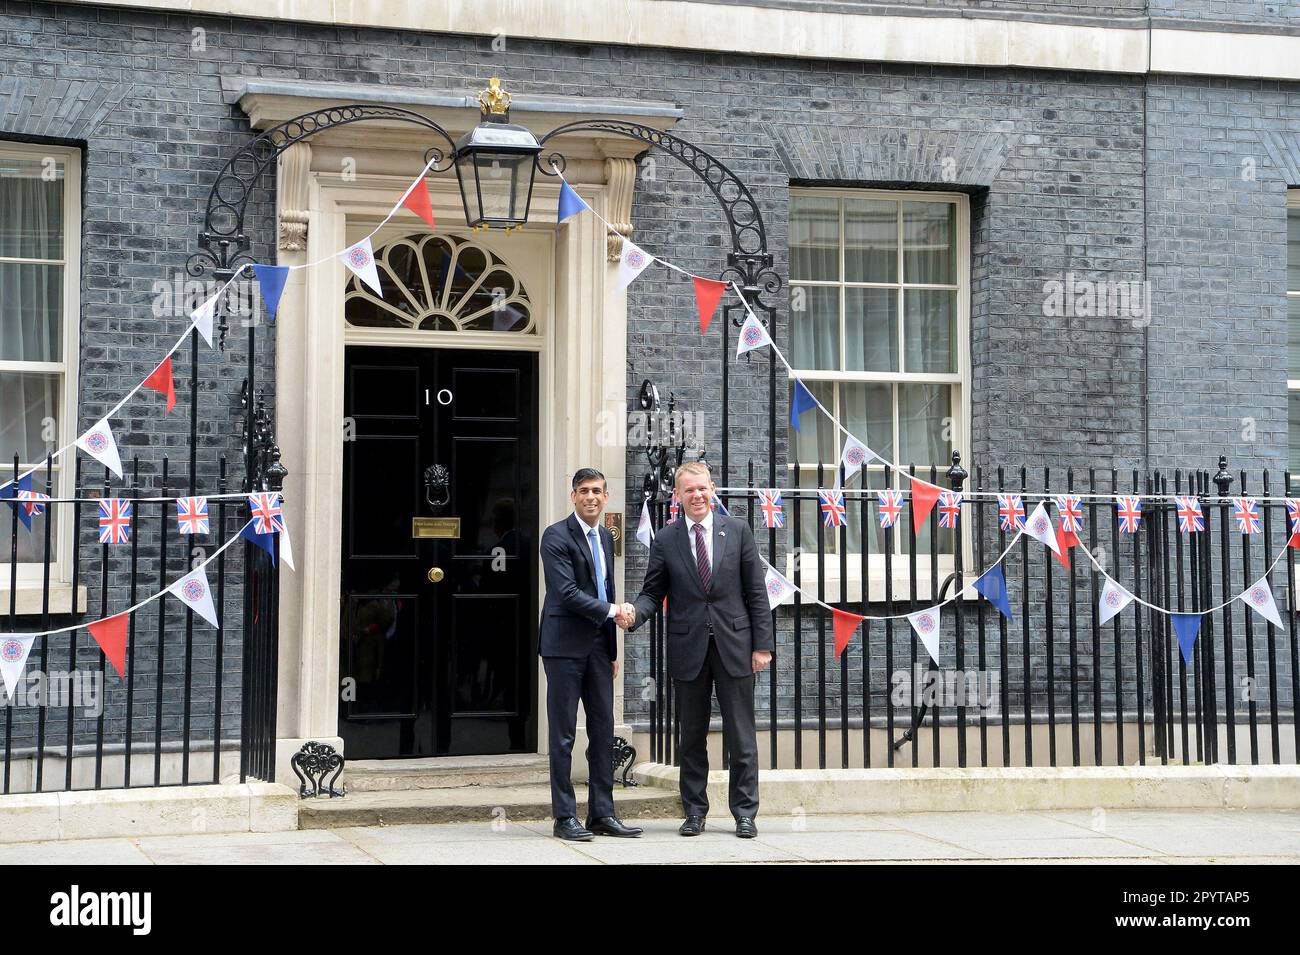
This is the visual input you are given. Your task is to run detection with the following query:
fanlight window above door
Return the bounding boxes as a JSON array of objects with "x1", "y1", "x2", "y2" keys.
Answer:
[{"x1": 344, "y1": 233, "x2": 534, "y2": 334}]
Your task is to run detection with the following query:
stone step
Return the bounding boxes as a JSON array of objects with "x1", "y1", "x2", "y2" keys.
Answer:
[
  {"x1": 344, "y1": 754, "x2": 552, "y2": 792},
  {"x1": 299, "y1": 782, "x2": 680, "y2": 828}
]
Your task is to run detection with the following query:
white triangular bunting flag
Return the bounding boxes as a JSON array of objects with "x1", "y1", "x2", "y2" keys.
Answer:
[
  {"x1": 1240, "y1": 577, "x2": 1283, "y2": 629},
  {"x1": 168, "y1": 565, "x2": 219, "y2": 629},
  {"x1": 736, "y1": 312, "x2": 773, "y2": 357},
  {"x1": 636, "y1": 501, "x2": 654, "y2": 548},
  {"x1": 279, "y1": 516, "x2": 296, "y2": 572},
  {"x1": 76, "y1": 418, "x2": 124, "y2": 478},
  {"x1": 907, "y1": 606, "x2": 942, "y2": 665},
  {"x1": 0, "y1": 633, "x2": 36, "y2": 701},
  {"x1": 1099, "y1": 577, "x2": 1134, "y2": 625},
  {"x1": 190, "y1": 295, "x2": 216, "y2": 347},
  {"x1": 836, "y1": 434, "x2": 875, "y2": 489},
  {"x1": 1022, "y1": 502, "x2": 1061, "y2": 556},
  {"x1": 340, "y1": 238, "x2": 383, "y2": 296},
  {"x1": 616, "y1": 238, "x2": 654, "y2": 291},
  {"x1": 761, "y1": 560, "x2": 797, "y2": 610}
]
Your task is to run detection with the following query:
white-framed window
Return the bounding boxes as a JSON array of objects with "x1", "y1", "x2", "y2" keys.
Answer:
[
  {"x1": 787, "y1": 188, "x2": 970, "y2": 592},
  {"x1": 1288, "y1": 191, "x2": 1300, "y2": 475},
  {"x1": 0, "y1": 142, "x2": 81, "y2": 594}
]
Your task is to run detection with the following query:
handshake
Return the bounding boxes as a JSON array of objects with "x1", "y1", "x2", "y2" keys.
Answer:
[{"x1": 612, "y1": 603, "x2": 637, "y2": 629}]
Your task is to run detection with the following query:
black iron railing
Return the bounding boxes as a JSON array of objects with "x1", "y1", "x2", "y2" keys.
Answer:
[{"x1": 643, "y1": 455, "x2": 1299, "y2": 769}]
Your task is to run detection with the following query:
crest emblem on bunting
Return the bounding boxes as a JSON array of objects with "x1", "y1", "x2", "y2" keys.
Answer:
[
  {"x1": 916, "y1": 613, "x2": 936, "y2": 634},
  {"x1": 997, "y1": 494, "x2": 1025, "y2": 532},
  {"x1": 1, "y1": 638, "x2": 24, "y2": 663},
  {"x1": 1250, "y1": 585, "x2": 1268, "y2": 606},
  {"x1": 1105, "y1": 588, "x2": 1124, "y2": 609},
  {"x1": 1031, "y1": 511, "x2": 1052, "y2": 538},
  {"x1": 1117, "y1": 496, "x2": 1142, "y2": 534},
  {"x1": 347, "y1": 245, "x2": 371, "y2": 269},
  {"x1": 182, "y1": 578, "x2": 206, "y2": 602},
  {"x1": 819, "y1": 490, "x2": 846, "y2": 528},
  {"x1": 84, "y1": 430, "x2": 109, "y2": 454},
  {"x1": 741, "y1": 324, "x2": 765, "y2": 349}
]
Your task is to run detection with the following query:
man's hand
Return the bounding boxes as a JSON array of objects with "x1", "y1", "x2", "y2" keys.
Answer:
[
  {"x1": 613, "y1": 659, "x2": 620, "y2": 679},
  {"x1": 751, "y1": 650, "x2": 772, "y2": 673},
  {"x1": 614, "y1": 603, "x2": 636, "y2": 629}
]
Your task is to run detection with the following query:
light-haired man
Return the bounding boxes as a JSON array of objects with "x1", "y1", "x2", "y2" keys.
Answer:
[
  {"x1": 624, "y1": 461, "x2": 773, "y2": 837},
  {"x1": 539, "y1": 468, "x2": 642, "y2": 841}
]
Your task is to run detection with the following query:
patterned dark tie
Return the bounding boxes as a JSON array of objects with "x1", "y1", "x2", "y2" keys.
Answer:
[{"x1": 693, "y1": 522, "x2": 712, "y2": 592}]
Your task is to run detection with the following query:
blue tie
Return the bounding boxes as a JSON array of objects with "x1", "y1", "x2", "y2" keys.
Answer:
[{"x1": 588, "y1": 528, "x2": 608, "y2": 602}]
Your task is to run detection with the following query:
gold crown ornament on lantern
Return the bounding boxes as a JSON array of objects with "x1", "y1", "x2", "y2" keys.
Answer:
[{"x1": 479, "y1": 78, "x2": 512, "y2": 116}]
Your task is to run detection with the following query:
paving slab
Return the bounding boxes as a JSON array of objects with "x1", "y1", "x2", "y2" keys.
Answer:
[{"x1": 0, "y1": 837, "x2": 153, "y2": 865}]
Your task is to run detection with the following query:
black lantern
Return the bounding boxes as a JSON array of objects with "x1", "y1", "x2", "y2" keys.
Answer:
[{"x1": 454, "y1": 78, "x2": 540, "y2": 232}]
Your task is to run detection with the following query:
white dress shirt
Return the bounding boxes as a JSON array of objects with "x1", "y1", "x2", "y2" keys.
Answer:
[{"x1": 574, "y1": 511, "x2": 617, "y2": 619}]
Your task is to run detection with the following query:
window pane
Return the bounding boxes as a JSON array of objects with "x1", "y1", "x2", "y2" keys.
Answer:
[
  {"x1": 845, "y1": 198, "x2": 896, "y2": 283},
  {"x1": 903, "y1": 289, "x2": 956, "y2": 374},
  {"x1": 903, "y1": 201, "x2": 955, "y2": 285},
  {"x1": 789, "y1": 195, "x2": 839, "y2": 282},
  {"x1": 0, "y1": 155, "x2": 64, "y2": 259},
  {"x1": 0, "y1": 371, "x2": 60, "y2": 464},
  {"x1": 790, "y1": 284, "x2": 840, "y2": 370},
  {"x1": 790, "y1": 379, "x2": 835, "y2": 466},
  {"x1": 1289, "y1": 208, "x2": 1300, "y2": 292},
  {"x1": 841, "y1": 382, "x2": 893, "y2": 463},
  {"x1": 845, "y1": 287, "x2": 898, "y2": 372},
  {"x1": 899, "y1": 383, "x2": 953, "y2": 468},
  {"x1": 0, "y1": 262, "x2": 63, "y2": 362}
]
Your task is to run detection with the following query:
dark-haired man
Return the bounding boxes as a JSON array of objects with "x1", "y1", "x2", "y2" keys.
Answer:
[{"x1": 539, "y1": 468, "x2": 642, "y2": 841}]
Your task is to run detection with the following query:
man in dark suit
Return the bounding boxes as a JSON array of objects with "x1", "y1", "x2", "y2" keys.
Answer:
[
  {"x1": 539, "y1": 468, "x2": 643, "y2": 841},
  {"x1": 627, "y1": 461, "x2": 774, "y2": 838}
]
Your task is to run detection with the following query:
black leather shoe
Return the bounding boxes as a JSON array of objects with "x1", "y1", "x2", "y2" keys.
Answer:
[
  {"x1": 586, "y1": 816, "x2": 644, "y2": 838},
  {"x1": 735, "y1": 817, "x2": 758, "y2": 838},
  {"x1": 679, "y1": 815, "x2": 706, "y2": 836},
  {"x1": 553, "y1": 817, "x2": 595, "y2": 841}
]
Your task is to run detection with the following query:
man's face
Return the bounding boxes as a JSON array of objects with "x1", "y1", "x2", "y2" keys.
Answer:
[
  {"x1": 676, "y1": 471, "x2": 715, "y2": 521},
  {"x1": 571, "y1": 478, "x2": 608, "y2": 523}
]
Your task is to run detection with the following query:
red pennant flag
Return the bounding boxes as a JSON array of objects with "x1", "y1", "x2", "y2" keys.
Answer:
[
  {"x1": 832, "y1": 608, "x2": 866, "y2": 657},
  {"x1": 910, "y1": 480, "x2": 943, "y2": 531},
  {"x1": 142, "y1": 357, "x2": 176, "y2": 414},
  {"x1": 692, "y1": 277, "x2": 727, "y2": 334},
  {"x1": 401, "y1": 178, "x2": 436, "y2": 230},
  {"x1": 87, "y1": 612, "x2": 129, "y2": 678},
  {"x1": 1052, "y1": 524, "x2": 1073, "y2": 568},
  {"x1": 1290, "y1": 532, "x2": 1300, "y2": 550}
]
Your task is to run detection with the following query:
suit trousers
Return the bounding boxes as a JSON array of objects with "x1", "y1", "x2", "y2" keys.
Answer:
[
  {"x1": 675, "y1": 635, "x2": 759, "y2": 819},
  {"x1": 542, "y1": 638, "x2": 615, "y2": 819}
]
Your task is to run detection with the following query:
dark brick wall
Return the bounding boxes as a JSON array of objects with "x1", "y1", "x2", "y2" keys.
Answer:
[{"x1": 0, "y1": 1, "x2": 1297, "y2": 755}]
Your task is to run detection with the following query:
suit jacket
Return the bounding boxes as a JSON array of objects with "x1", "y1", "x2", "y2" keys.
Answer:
[
  {"x1": 539, "y1": 514, "x2": 617, "y2": 660},
  {"x1": 630, "y1": 513, "x2": 773, "y2": 681}
]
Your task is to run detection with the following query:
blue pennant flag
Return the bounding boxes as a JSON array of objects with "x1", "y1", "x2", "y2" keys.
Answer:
[
  {"x1": 557, "y1": 181, "x2": 590, "y2": 223},
  {"x1": 252, "y1": 265, "x2": 291, "y2": 324},
  {"x1": 240, "y1": 522, "x2": 276, "y2": 565},
  {"x1": 973, "y1": 563, "x2": 1013, "y2": 621},
  {"x1": 710, "y1": 494, "x2": 730, "y2": 516},
  {"x1": 790, "y1": 379, "x2": 817, "y2": 432},
  {"x1": 1, "y1": 474, "x2": 35, "y2": 531},
  {"x1": 1171, "y1": 613, "x2": 1201, "y2": 667}
]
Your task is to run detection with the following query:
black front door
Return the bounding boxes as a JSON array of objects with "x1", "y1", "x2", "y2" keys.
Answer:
[{"x1": 340, "y1": 346, "x2": 538, "y2": 758}]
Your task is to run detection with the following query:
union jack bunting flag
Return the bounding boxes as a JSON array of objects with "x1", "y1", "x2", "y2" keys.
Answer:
[
  {"x1": 877, "y1": 489, "x2": 904, "y2": 529},
  {"x1": 177, "y1": 496, "x2": 210, "y2": 536},
  {"x1": 1174, "y1": 495, "x2": 1204, "y2": 533},
  {"x1": 755, "y1": 489, "x2": 784, "y2": 528},
  {"x1": 97, "y1": 498, "x2": 132, "y2": 545},
  {"x1": 248, "y1": 492, "x2": 285, "y2": 535},
  {"x1": 1288, "y1": 498, "x2": 1300, "y2": 535},
  {"x1": 1116, "y1": 496, "x2": 1142, "y2": 534},
  {"x1": 16, "y1": 489, "x2": 49, "y2": 518},
  {"x1": 997, "y1": 493, "x2": 1025, "y2": 532},
  {"x1": 819, "y1": 490, "x2": 846, "y2": 528},
  {"x1": 1232, "y1": 497, "x2": 1261, "y2": 535},
  {"x1": 1055, "y1": 495, "x2": 1083, "y2": 534},
  {"x1": 667, "y1": 493, "x2": 680, "y2": 524},
  {"x1": 938, "y1": 491, "x2": 962, "y2": 529}
]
